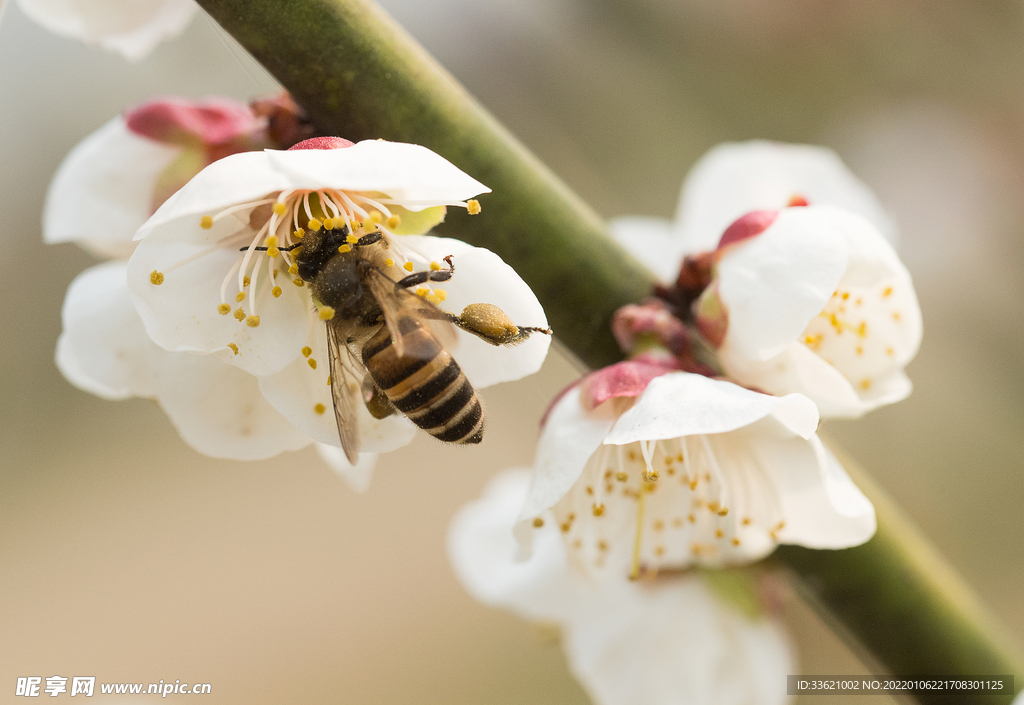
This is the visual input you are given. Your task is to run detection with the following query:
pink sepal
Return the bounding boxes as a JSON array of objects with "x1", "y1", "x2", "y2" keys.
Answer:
[
  {"x1": 289, "y1": 136, "x2": 355, "y2": 150},
  {"x1": 717, "y1": 209, "x2": 778, "y2": 250},
  {"x1": 125, "y1": 97, "x2": 260, "y2": 148}
]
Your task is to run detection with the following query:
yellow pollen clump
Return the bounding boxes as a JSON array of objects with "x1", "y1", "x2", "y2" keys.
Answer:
[
  {"x1": 227, "y1": 343, "x2": 239, "y2": 355},
  {"x1": 532, "y1": 517, "x2": 544, "y2": 528},
  {"x1": 308, "y1": 218, "x2": 322, "y2": 232},
  {"x1": 200, "y1": 215, "x2": 213, "y2": 229},
  {"x1": 265, "y1": 235, "x2": 279, "y2": 248},
  {"x1": 323, "y1": 217, "x2": 335, "y2": 230},
  {"x1": 243, "y1": 276, "x2": 251, "y2": 286},
  {"x1": 338, "y1": 244, "x2": 352, "y2": 254},
  {"x1": 433, "y1": 289, "x2": 447, "y2": 302},
  {"x1": 272, "y1": 286, "x2": 282, "y2": 298},
  {"x1": 314, "y1": 403, "x2": 326, "y2": 415},
  {"x1": 267, "y1": 247, "x2": 280, "y2": 259},
  {"x1": 301, "y1": 346, "x2": 312, "y2": 357},
  {"x1": 384, "y1": 258, "x2": 394, "y2": 267},
  {"x1": 403, "y1": 261, "x2": 414, "y2": 272},
  {"x1": 150, "y1": 270, "x2": 164, "y2": 285},
  {"x1": 289, "y1": 264, "x2": 299, "y2": 275},
  {"x1": 217, "y1": 303, "x2": 231, "y2": 315},
  {"x1": 369, "y1": 210, "x2": 383, "y2": 224},
  {"x1": 293, "y1": 228, "x2": 305, "y2": 240},
  {"x1": 308, "y1": 358, "x2": 318, "y2": 370},
  {"x1": 235, "y1": 292, "x2": 246, "y2": 302},
  {"x1": 293, "y1": 278, "x2": 304, "y2": 287},
  {"x1": 592, "y1": 503, "x2": 605, "y2": 516},
  {"x1": 272, "y1": 202, "x2": 287, "y2": 216},
  {"x1": 346, "y1": 234, "x2": 359, "y2": 244},
  {"x1": 233, "y1": 308, "x2": 246, "y2": 321},
  {"x1": 467, "y1": 199, "x2": 481, "y2": 215},
  {"x1": 430, "y1": 261, "x2": 442, "y2": 271},
  {"x1": 386, "y1": 214, "x2": 401, "y2": 230},
  {"x1": 246, "y1": 315, "x2": 260, "y2": 328},
  {"x1": 318, "y1": 306, "x2": 336, "y2": 321}
]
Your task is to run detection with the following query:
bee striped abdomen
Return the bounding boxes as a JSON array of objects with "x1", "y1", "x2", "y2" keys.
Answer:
[{"x1": 362, "y1": 318, "x2": 484, "y2": 445}]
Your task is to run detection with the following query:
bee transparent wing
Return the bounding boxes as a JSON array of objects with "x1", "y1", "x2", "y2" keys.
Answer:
[
  {"x1": 325, "y1": 317, "x2": 365, "y2": 465},
  {"x1": 364, "y1": 267, "x2": 456, "y2": 360}
]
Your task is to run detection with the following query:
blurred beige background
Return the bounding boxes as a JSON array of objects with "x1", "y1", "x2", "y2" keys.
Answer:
[{"x1": 1, "y1": 0, "x2": 1022, "y2": 703}]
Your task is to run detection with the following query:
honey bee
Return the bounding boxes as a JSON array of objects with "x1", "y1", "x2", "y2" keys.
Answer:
[{"x1": 283, "y1": 222, "x2": 551, "y2": 463}]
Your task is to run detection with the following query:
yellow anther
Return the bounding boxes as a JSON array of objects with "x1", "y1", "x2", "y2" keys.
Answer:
[
  {"x1": 338, "y1": 244, "x2": 352, "y2": 253},
  {"x1": 883, "y1": 286, "x2": 893, "y2": 297},
  {"x1": 314, "y1": 403, "x2": 326, "y2": 415},
  {"x1": 267, "y1": 247, "x2": 280, "y2": 258},
  {"x1": 715, "y1": 528, "x2": 724, "y2": 538},
  {"x1": 731, "y1": 538, "x2": 741, "y2": 546},
  {"x1": 233, "y1": 308, "x2": 246, "y2": 321},
  {"x1": 856, "y1": 345, "x2": 864, "y2": 355},
  {"x1": 293, "y1": 278, "x2": 304, "y2": 287},
  {"x1": 322, "y1": 217, "x2": 335, "y2": 230},
  {"x1": 272, "y1": 202, "x2": 287, "y2": 216},
  {"x1": 384, "y1": 258, "x2": 394, "y2": 267},
  {"x1": 301, "y1": 346, "x2": 312, "y2": 357},
  {"x1": 308, "y1": 218, "x2": 322, "y2": 232},
  {"x1": 265, "y1": 235, "x2": 279, "y2": 248},
  {"x1": 857, "y1": 321, "x2": 867, "y2": 338},
  {"x1": 272, "y1": 286, "x2": 282, "y2": 298},
  {"x1": 369, "y1": 210, "x2": 383, "y2": 224},
  {"x1": 351, "y1": 221, "x2": 362, "y2": 231},
  {"x1": 434, "y1": 289, "x2": 447, "y2": 302},
  {"x1": 717, "y1": 507, "x2": 729, "y2": 517},
  {"x1": 289, "y1": 264, "x2": 299, "y2": 275},
  {"x1": 227, "y1": 343, "x2": 239, "y2": 355},
  {"x1": 415, "y1": 286, "x2": 429, "y2": 297},
  {"x1": 560, "y1": 523, "x2": 571, "y2": 533},
  {"x1": 592, "y1": 503, "x2": 605, "y2": 516},
  {"x1": 467, "y1": 199, "x2": 481, "y2": 215},
  {"x1": 430, "y1": 261, "x2": 442, "y2": 271},
  {"x1": 841, "y1": 291, "x2": 850, "y2": 300},
  {"x1": 200, "y1": 215, "x2": 214, "y2": 229},
  {"x1": 688, "y1": 513, "x2": 696, "y2": 523},
  {"x1": 243, "y1": 276, "x2": 251, "y2": 286},
  {"x1": 346, "y1": 233, "x2": 359, "y2": 244},
  {"x1": 742, "y1": 517, "x2": 752, "y2": 526},
  {"x1": 217, "y1": 303, "x2": 231, "y2": 315},
  {"x1": 859, "y1": 378, "x2": 872, "y2": 390},
  {"x1": 150, "y1": 270, "x2": 164, "y2": 285},
  {"x1": 425, "y1": 293, "x2": 442, "y2": 305},
  {"x1": 615, "y1": 472, "x2": 628, "y2": 482},
  {"x1": 386, "y1": 214, "x2": 401, "y2": 230},
  {"x1": 597, "y1": 540, "x2": 608, "y2": 552},
  {"x1": 246, "y1": 315, "x2": 260, "y2": 328},
  {"x1": 644, "y1": 469, "x2": 659, "y2": 481},
  {"x1": 235, "y1": 292, "x2": 246, "y2": 302},
  {"x1": 308, "y1": 358, "x2": 317, "y2": 370},
  {"x1": 318, "y1": 306, "x2": 336, "y2": 321},
  {"x1": 886, "y1": 346, "x2": 895, "y2": 356},
  {"x1": 654, "y1": 545, "x2": 665, "y2": 556},
  {"x1": 653, "y1": 520, "x2": 664, "y2": 531},
  {"x1": 532, "y1": 517, "x2": 544, "y2": 528},
  {"x1": 293, "y1": 228, "x2": 305, "y2": 240},
  {"x1": 892, "y1": 311, "x2": 901, "y2": 321},
  {"x1": 804, "y1": 335, "x2": 816, "y2": 345},
  {"x1": 403, "y1": 261, "x2": 414, "y2": 272}
]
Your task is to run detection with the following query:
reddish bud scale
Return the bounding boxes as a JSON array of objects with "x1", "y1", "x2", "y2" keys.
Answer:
[
  {"x1": 717, "y1": 210, "x2": 778, "y2": 250},
  {"x1": 289, "y1": 136, "x2": 355, "y2": 150}
]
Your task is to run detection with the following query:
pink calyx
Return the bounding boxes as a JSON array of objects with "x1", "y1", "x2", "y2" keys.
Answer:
[{"x1": 289, "y1": 136, "x2": 355, "y2": 150}]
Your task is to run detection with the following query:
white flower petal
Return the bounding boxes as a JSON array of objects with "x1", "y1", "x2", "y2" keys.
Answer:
[
  {"x1": 717, "y1": 207, "x2": 849, "y2": 361},
  {"x1": 257, "y1": 318, "x2": 418, "y2": 452},
  {"x1": 608, "y1": 216, "x2": 688, "y2": 283},
  {"x1": 151, "y1": 351, "x2": 311, "y2": 460},
  {"x1": 398, "y1": 235, "x2": 550, "y2": 388},
  {"x1": 266, "y1": 140, "x2": 490, "y2": 210},
  {"x1": 605, "y1": 373, "x2": 819, "y2": 445},
  {"x1": 449, "y1": 470, "x2": 580, "y2": 623},
  {"x1": 771, "y1": 436, "x2": 876, "y2": 549},
  {"x1": 675, "y1": 140, "x2": 896, "y2": 253},
  {"x1": 563, "y1": 576, "x2": 794, "y2": 705},
  {"x1": 16, "y1": 0, "x2": 196, "y2": 61},
  {"x1": 517, "y1": 387, "x2": 619, "y2": 525},
  {"x1": 315, "y1": 444, "x2": 379, "y2": 493},
  {"x1": 43, "y1": 117, "x2": 181, "y2": 256},
  {"x1": 127, "y1": 216, "x2": 310, "y2": 374},
  {"x1": 55, "y1": 261, "x2": 158, "y2": 400}
]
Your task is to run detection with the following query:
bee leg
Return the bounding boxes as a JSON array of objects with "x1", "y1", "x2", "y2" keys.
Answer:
[
  {"x1": 395, "y1": 256, "x2": 456, "y2": 289},
  {"x1": 445, "y1": 303, "x2": 553, "y2": 346},
  {"x1": 238, "y1": 243, "x2": 303, "y2": 252},
  {"x1": 354, "y1": 231, "x2": 384, "y2": 247}
]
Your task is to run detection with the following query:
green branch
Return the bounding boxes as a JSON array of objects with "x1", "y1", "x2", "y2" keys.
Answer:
[{"x1": 195, "y1": 0, "x2": 1023, "y2": 698}]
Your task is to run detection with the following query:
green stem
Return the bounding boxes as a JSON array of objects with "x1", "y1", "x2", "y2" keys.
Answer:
[{"x1": 196, "y1": 0, "x2": 1023, "y2": 697}]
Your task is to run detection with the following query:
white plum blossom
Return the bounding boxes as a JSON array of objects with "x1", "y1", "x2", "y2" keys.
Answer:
[
  {"x1": 44, "y1": 96, "x2": 269, "y2": 259},
  {"x1": 450, "y1": 470, "x2": 796, "y2": 705},
  {"x1": 517, "y1": 361, "x2": 875, "y2": 577},
  {"x1": 118, "y1": 137, "x2": 549, "y2": 456},
  {"x1": 696, "y1": 206, "x2": 922, "y2": 417},
  {"x1": 610, "y1": 141, "x2": 921, "y2": 417},
  {"x1": 15, "y1": 0, "x2": 197, "y2": 60}
]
